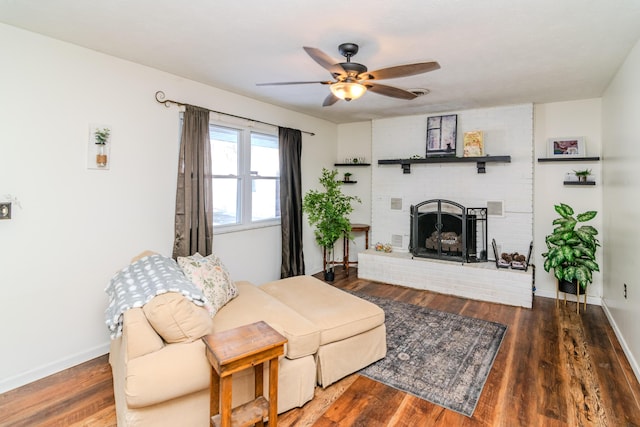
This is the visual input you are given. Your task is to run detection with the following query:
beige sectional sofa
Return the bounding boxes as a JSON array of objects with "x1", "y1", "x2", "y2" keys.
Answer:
[{"x1": 109, "y1": 274, "x2": 386, "y2": 426}]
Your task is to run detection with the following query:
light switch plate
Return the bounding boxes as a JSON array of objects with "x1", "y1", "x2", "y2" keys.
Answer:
[{"x1": 0, "y1": 202, "x2": 11, "y2": 219}]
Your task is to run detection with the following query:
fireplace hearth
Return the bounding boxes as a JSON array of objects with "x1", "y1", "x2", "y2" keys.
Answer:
[{"x1": 410, "y1": 199, "x2": 487, "y2": 263}]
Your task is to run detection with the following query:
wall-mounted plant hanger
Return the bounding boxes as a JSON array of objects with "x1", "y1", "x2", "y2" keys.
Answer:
[{"x1": 87, "y1": 124, "x2": 112, "y2": 170}]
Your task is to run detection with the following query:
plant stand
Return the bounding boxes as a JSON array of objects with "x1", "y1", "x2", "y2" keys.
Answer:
[{"x1": 556, "y1": 279, "x2": 587, "y2": 314}]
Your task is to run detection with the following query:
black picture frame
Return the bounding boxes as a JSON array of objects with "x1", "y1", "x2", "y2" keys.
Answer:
[{"x1": 426, "y1": 114, "x2": 457, "y2": 157}]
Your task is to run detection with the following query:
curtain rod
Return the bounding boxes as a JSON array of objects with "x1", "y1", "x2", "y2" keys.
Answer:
[{"x1": 155, "y1": 91, "x2": 315, "y2": 136}]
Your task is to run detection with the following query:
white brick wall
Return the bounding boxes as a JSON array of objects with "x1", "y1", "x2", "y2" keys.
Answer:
[
  {"x1": 359, "y1": 250, "x2": 533, "y2": 308},
  {"x1": 371, "y1": 104, "x2": 534, "y2": 257}
]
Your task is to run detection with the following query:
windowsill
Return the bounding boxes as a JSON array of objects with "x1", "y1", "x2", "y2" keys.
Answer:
[{"x1": 213, "y1": 220, "x2": 281, "y2": 235}]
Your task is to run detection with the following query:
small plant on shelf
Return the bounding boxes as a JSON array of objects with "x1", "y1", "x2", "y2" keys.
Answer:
[
  {"x1": 573, "y1": 169, "x2": 592, "y2": 182},
  {"x1": 573, "y1": 169, "x2": 591, "y2": 182},
  {"x1": 343, "y1": 172, "x2": 352, "y2": 182}
]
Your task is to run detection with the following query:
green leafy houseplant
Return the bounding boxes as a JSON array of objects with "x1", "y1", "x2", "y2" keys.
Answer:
[
  {"x1": 542, "y1": 203, "x2": 600, "y2": 291},
  {"x1": 303, "y1": 168, "x2": 361, "y2": 280},
  {"x1": 573, "y1": 169, "x2": 592, "y2": 182}
]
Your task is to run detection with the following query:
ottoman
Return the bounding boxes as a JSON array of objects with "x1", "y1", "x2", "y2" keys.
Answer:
[{"x1": 260, "y1": 276, "x2": 387, "y2": 387}]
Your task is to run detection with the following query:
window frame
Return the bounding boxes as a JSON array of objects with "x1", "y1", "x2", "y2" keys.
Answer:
[{"x1": 209, "y1": 120, "x2": 281, "y2": 234}]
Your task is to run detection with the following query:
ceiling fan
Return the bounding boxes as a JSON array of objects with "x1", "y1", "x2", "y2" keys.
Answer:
[{"x1": 257, "y1": 42, "x2": 440, "y2": 107}]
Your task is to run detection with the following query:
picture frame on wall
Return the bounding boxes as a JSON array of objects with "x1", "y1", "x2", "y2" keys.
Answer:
[
  {"x1": 426, "y1": 114, "x2": 457, "y2": 157},
  {"x1": 547, "y1": 136, "x2": 586, "y2": 158}
]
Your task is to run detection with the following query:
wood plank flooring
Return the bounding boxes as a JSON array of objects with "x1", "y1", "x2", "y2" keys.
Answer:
[{"x1": 1, "y1": 267, "x2": 639, "y2": 426}]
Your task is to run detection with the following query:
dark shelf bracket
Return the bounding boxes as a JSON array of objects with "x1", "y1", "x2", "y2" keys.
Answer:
[{"x1": 402, "y1": 163, "x2": 411, "y2": 174}]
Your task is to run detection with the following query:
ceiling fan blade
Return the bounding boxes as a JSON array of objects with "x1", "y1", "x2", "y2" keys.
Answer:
[
  {"x1": 256, "y1": 80, "x2": 332, "y2": 86},
  {"x1": 361, "y1": 61, "x2": 440, "y2": 80},
  {"x1": 303, "y1": 46, "x2": 346, "y2": 77},
  {"x1": 365, "y1": 82, "x2": 418, "y2": 100},
  {"x1": 322, "y1": 93, "x2": 340, "y2": 107}
]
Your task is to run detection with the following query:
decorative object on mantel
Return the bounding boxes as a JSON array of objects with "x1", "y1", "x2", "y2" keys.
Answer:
[
  {"x1": 302, "y1": 168, "x2": 361, "y2": 282},
  {"x1": 375, "y1": 242, "x2": 392, "y2": 253},
  {"x1": 547, "y1": 136, "x2": 586, "y2": 158},
  {"x1": 88, "y1": 124, "x2": 111, "y2": 170},
  {"x1": 463, "y1": 130, "x2": 484, "y2": 157},
  {"x1": 541, "y1": 203, "x2": 599, "y2": 313},
  {"x1": 426, "y1": 114, "x2": 457, "y2": 157}
]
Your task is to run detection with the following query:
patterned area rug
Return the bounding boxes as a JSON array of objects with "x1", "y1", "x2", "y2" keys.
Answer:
[{"x1": 354, "y1": 291, "x2": 507, "y2": 417}]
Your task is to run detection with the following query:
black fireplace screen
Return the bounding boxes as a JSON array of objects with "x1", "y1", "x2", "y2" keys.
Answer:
[{"x1": 410, "y1": 199, "x2": 487, "y2": 263}]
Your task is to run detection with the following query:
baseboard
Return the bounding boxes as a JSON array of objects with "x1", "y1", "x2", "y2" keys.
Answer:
[
  {"x1": 534, "y1": 288, "x2": 602, "y2": 306},
  {"x1": 601, "y1": 300, "x2": 640, "y2": 384},
  {"x1": 0, "y1": 342, "x2": 111, "y2": 394}
]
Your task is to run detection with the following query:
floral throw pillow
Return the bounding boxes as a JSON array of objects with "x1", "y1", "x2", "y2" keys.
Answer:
[{"x1": 177, "y1": 253, "x2": 238, "y2": 317}]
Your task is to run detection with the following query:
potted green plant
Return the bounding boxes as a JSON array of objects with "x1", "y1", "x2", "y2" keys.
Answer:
[
  {"x1": 573, "y1": 168, "x2": 592, "y2": 183},
  {"x1": 303, "y1": 168, "x2": 361, "y2": 281},
  {"x1": 343, "y1": 172, "x2": 352, "y2": 182},
  {"x1": 541, "y1": 203, "x2": 600, "y2": 295},
  {"x1": 94, "y1": 127, "x2": 111, "y2": 167}
]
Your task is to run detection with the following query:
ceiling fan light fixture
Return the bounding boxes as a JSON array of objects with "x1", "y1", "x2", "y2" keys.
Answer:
[{"x1": 330, "y1": 81, "x2": 366, "y2": 101}]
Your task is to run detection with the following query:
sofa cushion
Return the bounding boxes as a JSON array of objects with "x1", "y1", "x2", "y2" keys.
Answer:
[
  {"x1": 213, "y1": 281, "x2": 320, "y2": 359},
  {"x1": 122, "y1": 308, "x2": 164, "y2": 359},
  {"x1": 177, "y1": 253, "x2": 238, "y2": 316},
  {"x1": 142, "y1": 292, "x2": 212, "y2": 343},
  {"x1": 260, "y1": 276, "x2": 385, "y2": 346}
]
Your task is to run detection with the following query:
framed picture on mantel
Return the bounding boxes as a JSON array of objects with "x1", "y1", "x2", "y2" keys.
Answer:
[{"x1": 426, "y1": 114, "x2": 457, "y2": 157}]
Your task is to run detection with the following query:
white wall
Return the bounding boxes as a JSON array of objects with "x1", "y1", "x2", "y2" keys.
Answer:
[
  {"x1": 335, "y1": 122, "x2": 373, "y2": 261},
  {"x1": 370, "y1": 104, "x2": 534, "y2": 257},
  {"x1": 0, "y1": 23, "x2": 337, "y2": 392},
  {"x1": 601, "y1": 38, "x2": 640, "y2": 380},
  {"x1": 532, "y1": 99, "x2": 603, "y2": 302}
]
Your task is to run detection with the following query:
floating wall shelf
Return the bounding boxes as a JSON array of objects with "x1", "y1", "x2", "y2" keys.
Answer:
[
  {"x1": 340, "y1": 181, "x2": 357, "y2": 184},
  {"x1": 334, "y1": 163, "x2": 371, "y2": 167},
  {"x1": 537, "y1": 157, "x2": 600, "y2": 162},
  {"x1": 378, "y1": 156, "x2": 511, "y2": 174},
  {"x1": 564, "y1": 181, "x2": 596, "y2": 186}
]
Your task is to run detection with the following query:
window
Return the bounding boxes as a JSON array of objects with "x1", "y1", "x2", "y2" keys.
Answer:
[{"x1": 210, "y1": 123, "x2": 280, "y2": 231}]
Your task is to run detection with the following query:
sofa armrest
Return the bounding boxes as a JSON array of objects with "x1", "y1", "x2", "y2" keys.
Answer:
[
  {"x1": 122, "y1": 308, "x2": 164, "y2": 360},
  {"x1": 125, "y1": 340, "x2": 210, "y2": 408}
]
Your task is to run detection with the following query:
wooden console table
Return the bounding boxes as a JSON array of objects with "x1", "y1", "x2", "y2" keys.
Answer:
[
  {"x1": 323, "y1": 224, "x2": 371, "y2": 276},
  {"x1": 202, "y1": 321, "x2": 287, "y2": 427}
]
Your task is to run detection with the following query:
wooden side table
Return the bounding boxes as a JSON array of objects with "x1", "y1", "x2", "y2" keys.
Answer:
[
  {"x1": 343, "y1": 223, "x2": 370, "y2": 276},
  {"x1": 202, "y1": 321, "x2": 287, "y2": 427},
  {"x1": 322, "y1": 224, "x2": 371, "y2": 277}
]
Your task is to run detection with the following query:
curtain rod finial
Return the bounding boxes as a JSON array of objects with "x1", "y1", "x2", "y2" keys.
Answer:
[{"x1": 155, "y1": 91, "x2": 171, "y2": 107}]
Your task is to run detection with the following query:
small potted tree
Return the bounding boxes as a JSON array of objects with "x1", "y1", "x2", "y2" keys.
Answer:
[
  {"x1": 303, "y1": 168, "x2": 361, "y2": 281},
  {"x1": 541, "y1": 203, "x2": 600, "y2": 301}
]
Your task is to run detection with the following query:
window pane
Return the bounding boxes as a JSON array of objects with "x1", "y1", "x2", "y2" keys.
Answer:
[
  {"x1": 211, "y1": 127, "x2": 238, "y2": 175},
  {"x1": 212, "y1": 178, "x2": 239, "y2": 225},
  {"x1": 251, "y1": 133, "x2": 279, "y2": 177},
  {"x1": 251, "y1": 178, "x2": 280, "y2": 221}
]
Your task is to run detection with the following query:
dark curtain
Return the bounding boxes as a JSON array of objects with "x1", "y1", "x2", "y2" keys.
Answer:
[
  {"x1": 279, "y1": 127, "x2": 305, "y2": 278},
  {"x1": 172, "y1": 105, "x2": 213, "y2": 258}
]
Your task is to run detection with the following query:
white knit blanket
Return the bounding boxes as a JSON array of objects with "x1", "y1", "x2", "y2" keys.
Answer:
[{"x1": 104, "y1": 254, "x2": 205, "y2": 338}]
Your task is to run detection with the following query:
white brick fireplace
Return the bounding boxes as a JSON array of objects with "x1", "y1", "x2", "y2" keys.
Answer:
[{"x1": 361, "y1": 104, "x2": 534, "y2": 307}]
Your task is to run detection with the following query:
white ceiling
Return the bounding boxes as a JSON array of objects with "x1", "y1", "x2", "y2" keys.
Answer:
[{"x1": 2, "y1": 0, "x2": 640, "y2": 124}]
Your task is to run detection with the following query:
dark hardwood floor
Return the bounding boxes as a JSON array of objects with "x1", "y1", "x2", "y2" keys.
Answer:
[{"x1": 2, "y1": 267, "x2": 639, "y2": 426}]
